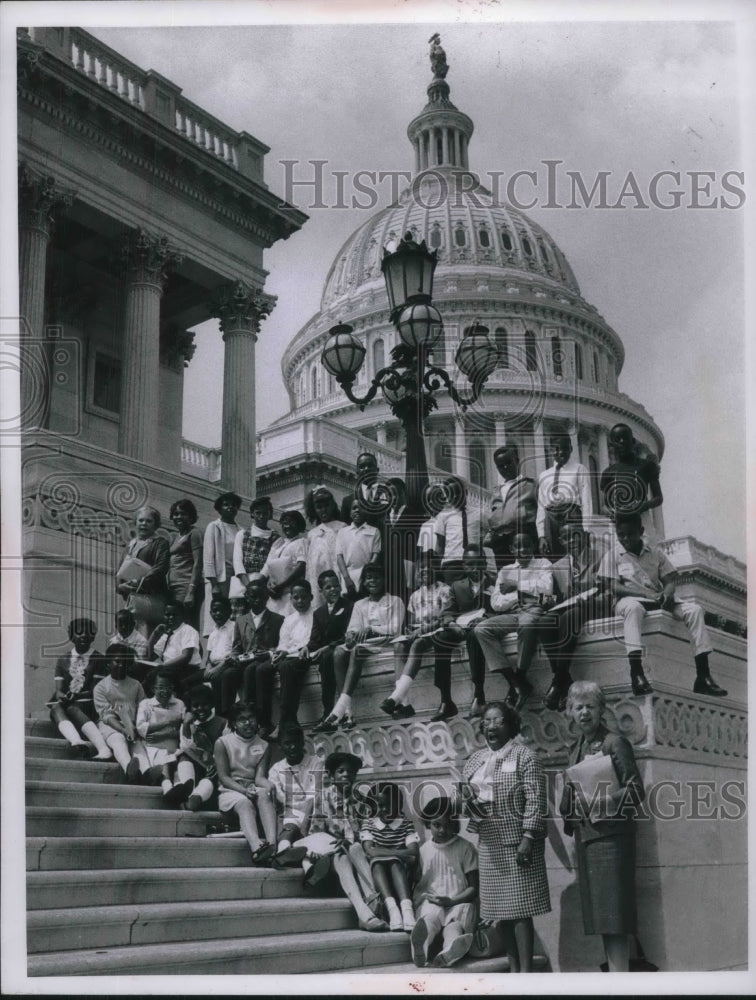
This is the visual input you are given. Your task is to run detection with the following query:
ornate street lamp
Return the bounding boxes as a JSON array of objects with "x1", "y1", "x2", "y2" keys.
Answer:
[{"x1": 321, "y1": 231, "x2": 498, "y2": 506}]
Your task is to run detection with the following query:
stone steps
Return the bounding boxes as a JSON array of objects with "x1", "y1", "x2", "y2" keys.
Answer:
[
  {"x1": 25, "y1": 736, "x2": 88, "y2": 759},
  {"x1": 358, "y1": 954, "x2": 549, "y2": 973},
  {"x1": 26, "y1": 779, "x2": 171, "y2": 809},
  {"x1": 25, "y1": 756, "x2": 124, "y2": 784},
  {"x1": 26, "y1": 805, "x2": 219, "y2": 838},
  {"x1": 27, "y1": 835, "x2": 251, "y2": 871},
  {"x1": 28, "y1": 897, "x2": 356, "y2": 953},
  {"x1": 27, "y1": 867, "x2": 303, "y2": 910},
  {"x1": 28, "y1": 928, "x2": 412, "y2": 977}
]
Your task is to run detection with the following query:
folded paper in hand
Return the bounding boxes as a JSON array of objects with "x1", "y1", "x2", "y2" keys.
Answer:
[
  {"x1": 456, "y1": 608, "x2": 486, "y2": 627},
  {"x1": 565, "y1": 752, "x2": 620, "y2": 819},
  {"x1": 116, "y1": 556, "x2": 152, "y2": 584}
]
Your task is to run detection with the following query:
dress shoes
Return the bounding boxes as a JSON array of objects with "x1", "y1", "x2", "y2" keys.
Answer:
[
  {"x1": 340, "y1": 715, "x2": 356, "y2": 731},
  {"x1": 380, "y1": 697, "x2": 397, "y2": 717},
  {"x1": 693, "y1": 674, "x2": 728, "y2": 697},
  {"x1": 512, "y1": 674, "x2": 533, "y2": 712},
  {"x1": 630, "y1": 670, "x2": 653, "y2": 696},
  {"x1": 543, "y1": 674, "x2": 572, "y2": 712},
  {"x1": 392, "y1": 704, "x2": 416, "y2": 720},
  {"x1": 430, "y1": 701, "x2": 458, "y2": 722},
  {"x1": 311, "y1": 714, "x2": 338, "y2": 734},
  {"x1": 467, "y1": 698, "x2": 484, "y2": 720}
]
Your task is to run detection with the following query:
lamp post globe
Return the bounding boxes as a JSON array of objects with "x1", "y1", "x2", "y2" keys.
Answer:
[
  {"x1": 455, "y1": 324, "x2": 499, "y2": 383},
  {"x1": 396, "y1": 296, "x2": 443, "y2": 351},
  {"x1": 321, "y1": 323, "x2": 365, "y2": 383}
]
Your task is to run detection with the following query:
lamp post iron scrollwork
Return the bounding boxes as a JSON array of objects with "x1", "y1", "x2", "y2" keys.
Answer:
[{"x1": 321, "y1": 232, "x2": 499, "y2": 508}]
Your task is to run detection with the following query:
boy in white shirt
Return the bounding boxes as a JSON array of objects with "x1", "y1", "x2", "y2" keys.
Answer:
[{"x1": 474, "y1": 533, "x2": 559, "y2": 710}]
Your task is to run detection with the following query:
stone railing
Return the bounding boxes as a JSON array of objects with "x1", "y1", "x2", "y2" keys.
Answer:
[
  {"x1": 67, "y1": 27, "x2": 146, "y2": 108},
  {"x1": 660, "y1": 536, "x2": 746, "y2": 588},
  {"x1": 181, "y1": 440, "x2": 222, "y2": 482},
  {"x1": 28, "y1": 27, "x2": 266, "y2": 180}
]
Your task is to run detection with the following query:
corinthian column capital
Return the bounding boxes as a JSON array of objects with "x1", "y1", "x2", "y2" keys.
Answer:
[
  {"x1": 210, "y1": 280, "x2": 277, "y2": 339},
  {"x1": 18, "y1": 162, "x2": 75, "y2": 237},
  {"x1": 120, "y1": 228, "x2": 184, "y2": 289}
]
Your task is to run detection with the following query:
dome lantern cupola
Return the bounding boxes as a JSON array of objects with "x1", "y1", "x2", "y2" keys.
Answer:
[{"x1": 407, "y1": 33, "x2": 474, "y2": 174}]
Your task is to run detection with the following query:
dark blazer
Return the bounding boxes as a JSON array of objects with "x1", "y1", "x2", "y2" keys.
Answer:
[
  {"x1": 52, "y1": 650, "x2": 107, "y2": 703},
  {"x1": 560, "y1": 724, "x2": 645, "y2": 842},
  {"x1": 447, "y1": 574, "x2": 496, "y2": 618},
  {"x1": 308, "y1": 597, "x2": 353, "y2": 651},
  {"x1": 119, "y1": 535, "x2": 171, "y2": 596},
  {"x1": 231, "y1": 609, "x2": 284, "y2": 657}
]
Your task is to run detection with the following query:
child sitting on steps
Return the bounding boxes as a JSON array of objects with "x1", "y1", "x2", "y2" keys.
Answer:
[
  {"x1": 49, "y1": 617, "x2": 111, "y2": 760},
  {"x1": 360, "y1": 781, "x2": 420, "y2": 932},
  {"x1": 410, "y1": 796, "x2": 478, "y2": 968}
]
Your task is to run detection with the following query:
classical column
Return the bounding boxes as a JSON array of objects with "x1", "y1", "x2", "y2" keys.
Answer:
[
  {"x1": 211, "y1": 281, "x2": 276, "y2": 492},
  {"x1": 597, "y1": 425, "x2": 610, "y2": 472},
  {"x1": 375, "y1": 421, "x2": 388, "y2": 447},
  {"x1": 454, "y1": 417, "x2": 468, "y2": 480},
  {"x1": 118, "y1": 229, "x2": 182, "y2": 461},
  {"x1": 567, "y1": 422, "x2": 580, "y2": 463},
  {"x1": 532, "y1": 418, "x2": 546, "y2": 477},
  {"x1": 18, "y1": 163, "x2": 74, "y2": 428},
  {"x1": 493, "y1": 413, "x2": 507, "y2": 450}
]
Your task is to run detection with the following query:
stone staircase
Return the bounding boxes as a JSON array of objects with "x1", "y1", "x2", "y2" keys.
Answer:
[{"x1": 25, "y1": 718, "x2": 525, "y2": 978}]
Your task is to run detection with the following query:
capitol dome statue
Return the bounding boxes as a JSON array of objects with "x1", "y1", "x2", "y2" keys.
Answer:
[{"x1": 264, "y1": 39, "x2": 665, "y2": 538}]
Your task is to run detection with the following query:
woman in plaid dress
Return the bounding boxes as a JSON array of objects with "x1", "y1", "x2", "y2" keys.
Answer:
[{"x1": 461, "y1": 702, "x2": 550, "y2": 972}]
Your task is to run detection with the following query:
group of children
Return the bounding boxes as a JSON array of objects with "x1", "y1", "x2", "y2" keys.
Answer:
[{"x1": 48, "y1": 633, "x2": 480, "y2": 966}]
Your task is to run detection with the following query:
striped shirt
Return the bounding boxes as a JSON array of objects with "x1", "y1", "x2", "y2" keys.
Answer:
[{"x1": 360, "y1": 816, "x2": 420, "y2": 850}]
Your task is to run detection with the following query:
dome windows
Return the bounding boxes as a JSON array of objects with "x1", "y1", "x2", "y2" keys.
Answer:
[
  {"x1": 551, "y1": 335, "x2": 563, "y2": 379},
  {"x1": 521, "y1": 236, "x2": 534, "y2": 257},
  {"x1": 525, "y1": 330, "x2": 538, "y2": 372},
  {"x1": 429, "y1": 222, "x2": 443, "y2": 249},
  {"x1": 494, "y1": 327, "x2": 509, "y2": 368},
  {"x1": 593, "y1": 350, "x2": 600, "y2": 383},
  {"x1": 373, "y1": 338, "x2": 385, "y2": 375},
  {"x1": 454, "y1": 223, "x2": 467, "y2": 247},
  {"x1": 501, "y1": 228, "x2": 513, "y2": 252},
  {"x1": 478, "y1": 226, "x2": 491, "y2": 249},
  {"x1": 574, "y1": 342, "x2": 584, "y2": 380}
]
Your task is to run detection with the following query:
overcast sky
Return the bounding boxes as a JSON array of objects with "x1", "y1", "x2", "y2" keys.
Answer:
[{"x1": 49, "y1": 9, "x2": 752, "y2": 557}]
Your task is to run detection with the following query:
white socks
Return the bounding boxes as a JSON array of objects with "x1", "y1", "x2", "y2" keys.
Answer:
[
  {"x1": 385, "y1": 897, "x2": 402, "y2": 930},
  {"x1": 176, "y1": 760, "x2": 195, "y2": 784},
  {"x1": 107, "y1": 733, "x2": 132, "y2": 770},
  {"x1": 391, "y1": 675, "x2": 413, "y2": 705},
  {"x1": 81, "y1": 721, "x2": 113, "y2": 759},
  {"x1": 332, "y1": 693, "x2": 352, "y2": 719},
  {"x1": 57, "y1": 719, "x2": 85, "y2": 746},
  {"x1": 401, "y1": 898, "x2": 416, "y2": 930}
]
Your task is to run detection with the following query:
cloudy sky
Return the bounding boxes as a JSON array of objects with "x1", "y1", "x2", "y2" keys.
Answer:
[{"x1": 22, "y1": 3, "x2": 754, "y2": 557}]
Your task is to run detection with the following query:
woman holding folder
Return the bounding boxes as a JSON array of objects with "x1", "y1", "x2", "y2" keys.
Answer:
[
  {"x1": 116, "y1": 506, "x2": 170, "y2": 635},
  {"x1": 559, "y1": 680, "x2": 645, "y2": 972}
]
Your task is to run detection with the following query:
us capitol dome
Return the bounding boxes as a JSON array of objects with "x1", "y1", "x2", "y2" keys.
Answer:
[{"x1": 268, "y1": 43, "x2": 665, "y2": 529}]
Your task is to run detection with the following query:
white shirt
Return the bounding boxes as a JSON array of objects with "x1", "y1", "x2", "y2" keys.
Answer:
[
  {"x1": 277, "y1": 609, "x2": 314, "y2": 655},
  {"x1": 153, "y1": 622, "x2": 201, "y2": 666},
  {"x1": 108, "y1": 629, "x2": 149, "y2": 659},
  {"x1": 348, "y1": 593, "x2": 405, "y2": 636},
  {"x1": 206, "y1": 620, "x2": 235, "y2": 667},
  {"x1": 490, "y1": 558, "x2": 554, "y2": 612},
  {"x1": 536, "y1": 459, "x2": 592, "y2": 535},
  {"x1": 335, "y1": 523, "x2": 382, "y2": 587},
  {"x1": 434, "y1": 508, "x2": 466, "y2": 563},
  {"x1": 268, "y1": 753, "x2": 324, "y2": 827}
]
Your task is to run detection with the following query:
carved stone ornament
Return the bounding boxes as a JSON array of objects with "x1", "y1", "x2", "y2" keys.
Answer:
[
  {"x1": 209, "y1": 280, "x2": 277, "y2": 339},
  {"x1": 120, "y1": 228, "x2": 184, "y2": 288},
  {"x1": 160, "y1": 325, "x2": 196, "y2": 371},
  {"x1": 18, "y1": 162, "x2": 75, "y2": 236}
]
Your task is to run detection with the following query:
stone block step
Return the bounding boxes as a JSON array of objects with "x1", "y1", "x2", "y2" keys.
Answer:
[
  {"x1": 27, "y1": 836, "x2": 251, "y2": 871},
  {"x1": 26, "y1": 806, "x2": 217, "y2": 839},
  {"x1": 27, "y1": 867, "x2": 302, "y2": 910},
  {"x1": 26, "y1": 718, "x2": 59, "y2": 739},
  {"x1": 26, "y1": 780, "x2": 172, "y2": 810},
  {"x1": 28, "y1": 897, "x2": 355, "y2": 953},
  {"x1": 25, "y1": 736, "x2": 87, "y2": 760},
  {"x1": 28, "y1": 927, "x2": 412, "y2": 976},
  {"x1": 25, "y1": 756, "x2": 123, "y2": 784},
  {"x1": 357, "y1": 954, "x2": 549, "y2": 973}
]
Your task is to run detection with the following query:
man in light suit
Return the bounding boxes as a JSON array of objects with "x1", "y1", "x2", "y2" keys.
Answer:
[{"x1": 487, "y1": 445, "x2": 538, "y2": 569}]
